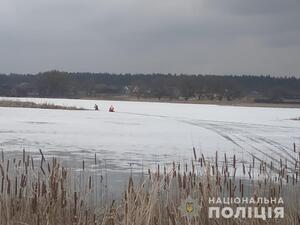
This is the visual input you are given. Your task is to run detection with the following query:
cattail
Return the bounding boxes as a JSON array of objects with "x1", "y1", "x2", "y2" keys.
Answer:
[
  {"x1": 0, "y1": 164, "x2": 4, "y2": 177},
  {"x1": 39, "y1": 181, "x2": 47, "y2": 196},
  {"x1": 47, "y1": 162, "x2": 51, "y2": 173},
  {"x1": 172, "y1": 162, "x2": 176, "y2": 177},
  {"x1": 229, "y1": 179, "x2": 232, "y2": 197},
  {"x1": 260, "y1": 163, "x2": 262, "y2": 174},
  {"x1": 52, "y1": 157, "x2": 55, "y2": 169},
  {"x1": 192, "y1": 161, "x2": 195, "y2": 174},
  {"x1": 0, "y1": 149, "x2": 298, "y2": 225},
  {"x1": 23, "y1": 148, "x2": 25, "y2": 164},
  {"x1": 216, "y1": 172, "x2": 220, "y2": 186},
  {"x1": 20, "y1": 174, "x2": 27, "y2": 188},
  {"x1": 39, "y1": 149, "x2": 45, "y2": 162},
  {"x1": 201, "y1": 154, "x2": 206, "y2": 166},
  {"x1": 148, "y1": 169, "x2": 151, "y2": 180},
  {"x1": 1, "y1": 150, "x2": 3, "y2": 162},
  {"x1": 6, "y1": 160, "x2": 9, "y2": 173},
  {"x1": 224, "y1": 170, "x2": 227, "y2": 185},
  {"x1": 61, "y1": 190, "x2": 66, "y2": 208},
  {"x1": 89, "y1": 176, "x2": 92, "y2": 190},
  {"x1": 1, "y1": 177, "x2": 3, "y2": 194},
  {"x1": 26, "y1": 155, "x2": 29, "y2": 167},
  {"x1": 193, "y1": 147, "x2": 197, "y2": 161},
  {"x1": 31, "y1": 193, "x2": 37, "y2": 213},
  {"x1": 62, "y1": 167, "x2": 67, "y2": 179},
  {"x1": 7, "y1": 177, "x2": 11, "y2": 195},
  {"x1": 178, "y1": 173, "x2": 182, "y2": 189},
  {"x1": 199, "y1": 181, "x2": 203, "y2": 195},
  {"x1": 40, "y1": 166, "x2": 45, "y2": 175},
  {"x1": 215, "y1": 151, "x2": 218, "y2": 169},
  {"x1": 270, "y1": 161, "x2": 273, "y2": 171},
  {"x1": 293, "y1": 174, "x2": 295, "y2": 186},
  {"x1": 233, "y1": 155, "x2": 236, "y2": 169},
  {"x1": 74, "y1": 191, "x2": 77, "y2": 216},
  {"x1": 248, "y1": 164, "x2": 252, "y2": 179},
  {"x1": 15, "y1": 176, "x2": 18, "y2": 196},
  {"x1": 128, "y1": 176, "x2": 134, "y2": 193},
  {"x1": 241, "y1": 183, "x2": 244, "y2": 198},
  {"x1": 183, "y1": 172, "x2": 187, "y2": 189},
  {"x1": 31, "y1": 157, "x2": 34, "y2": 170}
]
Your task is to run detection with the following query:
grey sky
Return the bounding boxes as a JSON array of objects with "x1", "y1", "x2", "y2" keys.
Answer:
[{"x1": 0, "y1": 0, "x2": 299, "y2": 76}]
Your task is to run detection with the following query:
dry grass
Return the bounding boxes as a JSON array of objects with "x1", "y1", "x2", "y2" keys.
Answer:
[
  {"x1": 292, "y1": 117, "x2": 300, "y2": 121},
  {"x1": 0, "y1": 100, "x2": 85, "y2": 110},
  {"x1": 0, "y1": 148, "x2": 299, "y2": 225}
]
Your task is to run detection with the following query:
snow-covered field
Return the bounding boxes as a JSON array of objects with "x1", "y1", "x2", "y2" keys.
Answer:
[{"x1": 1, "y1": 97, "x2": 300, "y2": 172}]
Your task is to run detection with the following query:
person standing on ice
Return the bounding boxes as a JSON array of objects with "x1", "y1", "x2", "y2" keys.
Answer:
[
  {"x1": 109, "y1": 105, "x2": 115, "y2": 112},
  {"x1": 94, "y1": 104, "x2": 99, "y2": 111}
]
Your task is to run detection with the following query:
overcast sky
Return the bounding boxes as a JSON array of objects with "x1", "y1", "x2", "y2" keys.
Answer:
[{"x1": 1, "y1": 0, "x2": 300, "y2": 76}]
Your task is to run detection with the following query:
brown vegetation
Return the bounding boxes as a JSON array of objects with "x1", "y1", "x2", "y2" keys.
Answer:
[
  {"x1": 0, "y1": 148, "x2": 299, "y2": 225},
  {"x1": 0, "y1": 100, "x2": 85, "y2": 110}
]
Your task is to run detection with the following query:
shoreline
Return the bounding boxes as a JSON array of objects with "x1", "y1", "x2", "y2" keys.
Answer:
[
  {"x1": 1, "y1": 96, "x2": 300, "y2": 109},
  {"x1": 0, "y1": 99, "x2": 85, "y2": 110},
  {"x1": 81, "y1": 96, "x2": 300, "y2": 109}
]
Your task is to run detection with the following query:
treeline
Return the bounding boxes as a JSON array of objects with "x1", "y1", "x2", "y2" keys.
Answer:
[{"x1": 1, "y1": 71, "x2": 300, "y2": 102}]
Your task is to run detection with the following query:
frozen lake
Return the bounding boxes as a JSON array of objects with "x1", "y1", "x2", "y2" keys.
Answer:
[{"x1": 1, "y1": 97, "x2": 300, "y2": 173}]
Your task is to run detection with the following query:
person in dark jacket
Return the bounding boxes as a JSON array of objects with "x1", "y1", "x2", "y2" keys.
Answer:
[{"x1": 109, "y1": 105, "x2": 115, "y2": 112}]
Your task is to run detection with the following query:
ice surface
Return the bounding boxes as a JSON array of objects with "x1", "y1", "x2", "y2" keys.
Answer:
[{"x1": 0, "y1": 97, "x2": 300, "y2": 173}]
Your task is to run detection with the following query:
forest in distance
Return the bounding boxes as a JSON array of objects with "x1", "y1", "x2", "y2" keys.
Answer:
[{"x1": 1, "y1": 71, "x2": 300, "y2": 103}]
